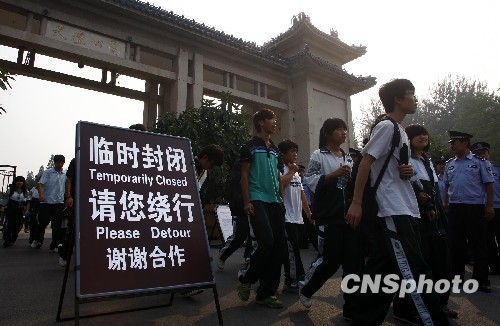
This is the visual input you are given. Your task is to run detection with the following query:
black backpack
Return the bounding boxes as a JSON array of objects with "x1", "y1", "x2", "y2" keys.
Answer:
[{"x1": 346, "y1": 115, "x2": 401, "y2": 218}]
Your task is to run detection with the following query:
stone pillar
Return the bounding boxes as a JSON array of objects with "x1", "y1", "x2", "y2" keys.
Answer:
[
  {"x1": 158, "y1": 83, "x2": 170, "y2": 119},
  {"x1": 143, "y1": 80, "x2": 158, "y2": 129},
  {"x1": 171, "y1": 48, "x2": 188, "y2": 113},
  {"x1": 188, "y1": 52, "x2": 203, "y2": 108}
]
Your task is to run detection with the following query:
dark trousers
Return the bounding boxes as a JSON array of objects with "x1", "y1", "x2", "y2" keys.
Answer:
[
  {"x1": 219, "y1": 207, "x2": 252, "y2": 261},
  {"x1": 448, "y1": 204, "x2": 488, "y2": 284},
  {"x1": 283, "y1": 222, "x2": 306, "y2": 285},
  {"x1": 3, "y1": 213, "x2": 22, "y2": 244},
  {"x1": 239, "y1": 201, "x2": 285, "y2": 299},
  {"x1": 58, "y1": 208, "x2": 74, "y2": 260},
  {"x1": 302, "y1": 209, "x2": 318, "y2": 250},
  {"x1": 487, "y1": 208, "x2": 500, "y2": 273},
  {"x1": 351, "y1": 216, "x2": 449, "y2": 326},
  {"x1": 33, "y1": 203, "x2": 65, "y2": 250},
  {"x1": 301, "y1": 223, "x2": 363, "y2": 316},
  {"x1": 421, "y1": 235, "x2": 452, "y2": 306}
]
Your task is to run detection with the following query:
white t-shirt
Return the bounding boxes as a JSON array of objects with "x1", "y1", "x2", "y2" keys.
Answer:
[
  {"x1": 362, "y1": 120, "x2": 420, "y2": 218},
  {"x1": 304, "y1": 148, "x2": 353, "y2": 193},
  {"x1": 282, "y1": 165, "x2": 304, "y2": 224}
]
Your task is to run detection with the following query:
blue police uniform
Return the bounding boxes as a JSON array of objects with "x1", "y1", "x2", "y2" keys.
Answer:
[
  {"x1": 488, "y1": 163, "x2": 500, "y2": 273},
  {"x1": 444, "y1": 150, "x2": 495, "y2": 290}
]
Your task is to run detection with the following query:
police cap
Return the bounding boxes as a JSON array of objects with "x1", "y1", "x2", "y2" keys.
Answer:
[
  {"x1": 447, "y1": 130, "x2": 473, "y2": 143},
  {"x1": 434, "y1": 156, "x2": 447, "y2": 164},
  {"x1": 471, "y1": 142, "x2": 490, "y2": 153}
]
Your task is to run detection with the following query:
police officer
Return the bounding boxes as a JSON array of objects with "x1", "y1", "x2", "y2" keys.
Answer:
[
  {"x1": 471, "y1": 142, "x2": 500, "y2": 274},
  {"x1": 444, "y1": 131, "x2": 495, "y2": 292}
]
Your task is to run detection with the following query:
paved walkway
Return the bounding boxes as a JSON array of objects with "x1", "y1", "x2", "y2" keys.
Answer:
[{"x1": 1, "y1": 230, "x2": 499, "y2": 325}]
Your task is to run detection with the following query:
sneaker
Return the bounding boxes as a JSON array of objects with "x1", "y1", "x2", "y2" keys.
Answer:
[
  {"x1": 217, "y1": 258, "x2": 225, "y2": 271},
  {"x1": 237, "y1": 282, "x2": 251, "y2": 301},
  {"x1": 31, "y1": 241, "x2": 41, "y2": 249},
  {"x1": 299, "y1": 290, "x2": 312, "y2": 308},
  {"x1": 180, "y1": 289, "x2": 203, "y2": 297},
  {"x1": 283, "y1": 283, "x2": 299, "y2": 293},
  {"x1": 49, "y1": 247, "x2": 59, "y2": 253},
  {"x1": 442, "y1": 305, "x2": 458, "y2": 319},
  {"x1": 59, "y1": 257, "x2": 67, "y2": 267},
  {"x1": 256, "y1": 296, "x2": 283, "y2": 308}
]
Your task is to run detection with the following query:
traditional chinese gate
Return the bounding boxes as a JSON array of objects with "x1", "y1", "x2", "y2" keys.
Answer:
[{"x1": 57, "y1": 122, "x2": 222, "y2": 324}]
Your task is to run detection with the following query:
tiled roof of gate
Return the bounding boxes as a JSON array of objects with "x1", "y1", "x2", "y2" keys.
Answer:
[
  {"x1": 104, "y1": 0, "x2": 374, "y2": 86},
  {"x1": 288, "y1": 46, "x2": 376, "y2": 87},
  {"x1": 263, "y1": 12, "x2": 366, "y2": 56}
]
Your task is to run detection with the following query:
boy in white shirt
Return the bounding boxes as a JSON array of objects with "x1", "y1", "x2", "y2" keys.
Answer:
[
  {"x1": 346, "y1": 79, "x2": 448, "y2": 325},
  {"x1": 278, "y1": 140, "x2": 312, "y2": 293}
]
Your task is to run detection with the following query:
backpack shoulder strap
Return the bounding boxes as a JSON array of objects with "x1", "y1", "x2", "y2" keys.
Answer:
[{"x1": 372, "y1": 117, "x2": 399, "y2": 191}]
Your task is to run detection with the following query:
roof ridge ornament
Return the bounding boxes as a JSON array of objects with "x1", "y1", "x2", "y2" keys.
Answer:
[{"x1": 330, "y1": 29, "x2": 338, "y2": 38}]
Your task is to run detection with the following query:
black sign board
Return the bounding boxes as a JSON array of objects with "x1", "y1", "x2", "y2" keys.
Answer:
[{"x1": 75, "y1": 122, "x2": 214, "y2": 299}]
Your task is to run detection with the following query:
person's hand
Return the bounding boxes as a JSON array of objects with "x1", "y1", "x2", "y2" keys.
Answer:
[
  {"x1": 443, "y1": 202, "x2": 449, "y2": 214},
  {"x1": 306, "y1": 210, "x2": 313, "y2": 223},
  {"x1": 39, "y1": 193, "x2": 45, "y2": 202},
  {"x1": 426, "y1": 210, "x2": 436, "y2": 221},
  {"x1": 331, "y1": 165, "x2": 351, "y2": 179},
  {"x1": 399, "y1": 164, "x2": 413, "y2": 180},
  {"x1": 346, "y1": 203, "x2": 362, "y2": 229},
  {"x1": 486, "y1": 206, "x2": 495, "y2": 221},
  {"x1": 65, "y1": 196, "x2": 74, "y2": 208},
  {"x1": 287, "y1": 163, "x2": 299, "y2": 174},
  {"x1": 244, "y1": 202, "x2": 254, "y2": 217},
  {"x1": 417, "y1": 192, "x2": 431, "y2": 203}
]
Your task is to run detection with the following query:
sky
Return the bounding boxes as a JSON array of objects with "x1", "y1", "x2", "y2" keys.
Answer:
[{"x1": 1, "y1": 0, "x2": 499, "y2": 179}]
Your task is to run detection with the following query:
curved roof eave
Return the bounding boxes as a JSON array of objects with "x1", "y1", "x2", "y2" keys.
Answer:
[
  {"x1": 263, "y1": 13, "x2": 366, "y2": 57},
  {"x1": 288, "y1": 49, "x2": 376, "y2": 88}
]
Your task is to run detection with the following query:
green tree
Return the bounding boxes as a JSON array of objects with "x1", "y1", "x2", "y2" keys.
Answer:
[
  {"x1": 25, "y1": 171, "x2": 36, "y2": 189},
  {"x1": 452, "y1": 93, "x2": 500, "y2": 162},
  {"x1": 0, "y1": 67, "x2": 14, "y2": 115},
  {"x1": 153, "y1": 92, "x2": 251, "y2": 203},
  {"x1": 46, "y1": 155, "x2": 55, "y2": 169},
  {"x1": 354, "y1": 96, "x2": 384, "y2": 146},
  {"x1": 408, "y1": 75, "x2": 492, "y2": 143}
]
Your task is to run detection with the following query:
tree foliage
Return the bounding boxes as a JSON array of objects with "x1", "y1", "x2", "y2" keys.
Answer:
[
  {"x1": 408, "y1": 75, "x2": 491, "y2": 143},
  {"x1": 46, "y1": 155, "x2": 55, "y2": 169},
  {"x1": 153, "y1": 92, "x2": 251, "y2": 203},
  {"x1": 0, "y1": 67, "x2": 14, "y2": 115},
  {"x1": 354, "y1": 97, "x2": 384, "y2": 146},
  {"x1": 355, "y1": 75, "x2": 499, "y2": 162}
]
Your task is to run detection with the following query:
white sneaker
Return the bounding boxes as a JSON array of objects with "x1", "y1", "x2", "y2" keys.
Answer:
[
  {"x1": 299, "y1": 290, "x2": 312, "y2": 308},
  {"x1": 217, "y1": 258, "x2": 225, "y2": 271},
  {"x1": 59, "y1": 257, "x2": 67, "y2": 267},
  {"x1": 49, "y1": 247, "x2": 59, "y2": 253},
  {"x1": 31, "y1": 241, "x2": 41, "y2": 249}
]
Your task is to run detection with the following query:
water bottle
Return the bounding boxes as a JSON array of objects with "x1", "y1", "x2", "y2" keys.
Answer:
[{"x1": 336, "y1": 165, "x2": 350, "y2": 190}]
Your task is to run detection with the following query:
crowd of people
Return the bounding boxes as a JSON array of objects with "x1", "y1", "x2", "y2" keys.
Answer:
[
  {"x1": 2, "y1": 78, "x2": 498, "y2": 325},
  {"x1": 219, "y1": 78, "x2": 498, "y2": 325}
]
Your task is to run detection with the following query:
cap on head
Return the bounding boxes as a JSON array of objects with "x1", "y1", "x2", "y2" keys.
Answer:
[
  {"x1": 434, "y1": 156, "x2": 447, "y2": 164},
  {"x1": 447, "y1": 130, "x2": 473, "y2": 143},
  {"x1": 471, "y1": 141, "x2": 490, "y2": 153}
]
